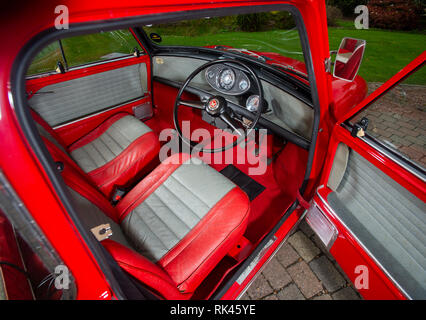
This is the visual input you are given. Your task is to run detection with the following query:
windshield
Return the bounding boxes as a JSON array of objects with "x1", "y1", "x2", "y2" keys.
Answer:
[{"x1": 142, "y1": 11, "x2": 308, "y2": 79}]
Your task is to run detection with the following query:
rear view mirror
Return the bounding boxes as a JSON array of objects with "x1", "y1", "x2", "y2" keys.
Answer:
[{"x1": 333, "y1": 37, "x2": 366, "y2": 82}]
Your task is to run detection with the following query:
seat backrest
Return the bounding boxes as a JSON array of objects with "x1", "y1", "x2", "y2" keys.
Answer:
[{"x1": 31, "y1": 110, "x2": 185, "y2": 299}]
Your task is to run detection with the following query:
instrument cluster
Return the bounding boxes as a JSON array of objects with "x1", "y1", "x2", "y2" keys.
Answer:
[{"x1": 205, "y1": 64, "x2": 251, "y2": 96}]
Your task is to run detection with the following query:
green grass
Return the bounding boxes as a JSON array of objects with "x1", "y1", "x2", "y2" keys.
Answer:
[
  {"x1": 28, "y1": 21, "x2": 426, "y2": 85},
  {"x1": 328, "y1": 20, "x2": 425, "y2": 84}
]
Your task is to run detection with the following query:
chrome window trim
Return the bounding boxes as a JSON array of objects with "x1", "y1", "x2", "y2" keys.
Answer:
[
  {"x1": 316, "y1": 185, "x2": 411, "y2": 299},
  {"x1": 342, "y1": 123, "x2": 426, "y2": 182},
  {"x1": 25, "y1": 54, "x2": 140, "y2": 80}
]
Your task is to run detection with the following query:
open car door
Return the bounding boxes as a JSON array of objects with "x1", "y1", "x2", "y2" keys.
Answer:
[{"x1": 307, "y1": 52, "x2": 425, "y2": 300}]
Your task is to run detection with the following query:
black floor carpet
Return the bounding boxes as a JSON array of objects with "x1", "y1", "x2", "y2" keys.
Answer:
[{"x1": 220, "y1": 165, "x2": 265, "y2": 201}]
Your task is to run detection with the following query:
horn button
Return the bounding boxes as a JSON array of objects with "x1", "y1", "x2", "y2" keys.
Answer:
[{"x1": 206, "y1": 96, "x2": 227, "y2": 116}]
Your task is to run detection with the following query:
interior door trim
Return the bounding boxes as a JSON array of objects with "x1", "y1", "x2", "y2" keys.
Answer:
[{"x1": 316, "y1": 186, "x2": 411, "y2": 299}]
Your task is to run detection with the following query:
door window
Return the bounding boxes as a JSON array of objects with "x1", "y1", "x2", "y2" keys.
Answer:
[
  {"x1": 27, "y1": 29, "x2": 143, "y2": 76},
  {"x1": 349, "y1": 66, "x2": 425, "y2": 169}
]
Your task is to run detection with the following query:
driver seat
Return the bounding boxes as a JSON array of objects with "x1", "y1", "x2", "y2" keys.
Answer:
[{"x1": 51, "y1": 149, "x2": 250, "y2": 298}]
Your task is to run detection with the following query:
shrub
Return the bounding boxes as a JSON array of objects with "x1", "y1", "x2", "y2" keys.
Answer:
[
  {"x1": 236, "y1": 13, "x2": 268, "y2": 32},
  {"x1": 368, "y1": 0, "x2": 421, "y2": 30},
  {"x1": 326, "y1": 5, "x2": 343, "y2": 26},
  {"x1": 268, "y1": 11, "x2": 296, "y2": 29},
  {"x1": 327, "y1": 0, "x2": 368, "y2": 17}
]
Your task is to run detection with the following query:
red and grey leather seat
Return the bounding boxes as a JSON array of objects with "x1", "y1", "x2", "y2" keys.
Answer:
[
  {"x1": 57, "y1": 152, "x2": 250, "y2": 298},
  {"x1": 31, "y1": 111, "x2": 160, "y2": 197}
]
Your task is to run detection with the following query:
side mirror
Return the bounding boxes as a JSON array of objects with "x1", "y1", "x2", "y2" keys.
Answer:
[{"x1": 333, "y1": 37, "x2": 366, "y2": 82}]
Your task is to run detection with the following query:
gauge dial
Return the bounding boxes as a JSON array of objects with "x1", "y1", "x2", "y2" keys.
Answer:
[
  {"x1": 217, "y1": 68, "x2": 235, "y2": 90},
  {"x1": 239, "y1": 79, "x2": 249, "y2": 91},
  {"x1": 246, "y1": 95, "x2": 260, "y2": 112}
]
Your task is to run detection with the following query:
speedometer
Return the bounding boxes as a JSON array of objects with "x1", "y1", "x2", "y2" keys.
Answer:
[
  {"x1": 246, "y1": 95, "x2": 260, "y2": 112},
  {"x1": 217, "y1": 68, "x2": 235, "y2": 90}
]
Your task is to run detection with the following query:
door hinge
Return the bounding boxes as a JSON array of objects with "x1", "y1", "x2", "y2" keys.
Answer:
[
  {"x1": 325, "y1": 57, "x2": 332, "y2": 73},
  {"x1": 351, "y1": 117, "x2": 369, "y2": 138}
]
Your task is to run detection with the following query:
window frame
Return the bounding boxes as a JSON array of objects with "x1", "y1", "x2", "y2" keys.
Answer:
[
  {"x1": 26, "y1": 28, "x2": 144, "y2": 79},
  {"x1": 345, "y1": 62, "x2": 426, "y2": 178}
]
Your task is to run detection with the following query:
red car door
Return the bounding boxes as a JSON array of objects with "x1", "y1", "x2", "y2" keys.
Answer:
[
  {"x1": 307, "y1": 52, "x2": 425, "y2": 300},
  {"x1": 25, "y1": 28, "x2": 152, "y2": 146}
]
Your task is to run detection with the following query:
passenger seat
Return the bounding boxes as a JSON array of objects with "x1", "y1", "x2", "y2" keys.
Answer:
[{"x1": 31, "y1": 110, "x2": 160, "y2": 197}]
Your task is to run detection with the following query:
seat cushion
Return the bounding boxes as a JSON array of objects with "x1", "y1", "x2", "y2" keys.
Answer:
[
  {"x1": 116, "y1": 153, "x2": 250, "y2": 293},
  {"x1": 69, "y1": 113, "x2": 160, "y2": 196}
]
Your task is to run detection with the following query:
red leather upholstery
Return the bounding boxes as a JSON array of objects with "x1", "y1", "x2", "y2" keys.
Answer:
[
  {"x1": 101, "y1": 239, "x2": 187, "y2": 300},
  {"x1": 158, "y1": 187, "x2": 250, "y2": 293},
  {"x1": 53, "y1": 150, "x2": 249, "y2": 297},
  {"x1": 85, "y1": 130, "x2": 159, "y2": 197},
  {"x1": 115, "y1": 153, "x2": 250, "y2": 293},
  {"x1": 32, "y1": 110, "x2": 160, "y2": 198}
]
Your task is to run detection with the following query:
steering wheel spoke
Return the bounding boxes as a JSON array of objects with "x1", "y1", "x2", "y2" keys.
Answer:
[
  {"x1": 219, "y1": 112, "x2": 244, "y2": 136},
  {"x1": 174, "y1": 59, "x2": 263, "y2": 153},
  {"x1": 178, "y1": 99, "x2": 205, "y2": 109}
]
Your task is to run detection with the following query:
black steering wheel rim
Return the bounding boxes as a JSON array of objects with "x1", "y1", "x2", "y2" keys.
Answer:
[{"x1": 173, "y1": 59, "x2": 264, "y2": 153}]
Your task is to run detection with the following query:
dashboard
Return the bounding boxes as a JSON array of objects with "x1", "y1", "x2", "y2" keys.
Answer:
[{"x1": 153, "y1": 55, "x2": 314, "y2": 149}]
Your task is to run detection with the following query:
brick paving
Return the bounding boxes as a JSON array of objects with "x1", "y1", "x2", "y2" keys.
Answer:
[
  {"x1": 353, "y1": 83, "x2": 426, "y2": 168},
  {"x1": 240, "y1": 220, "x2": 362, "y2": 300}
]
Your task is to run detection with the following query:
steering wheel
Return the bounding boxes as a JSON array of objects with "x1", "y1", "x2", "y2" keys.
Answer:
[{"x1": 173, "y1": 59, "x2": 263, "y2": 153}]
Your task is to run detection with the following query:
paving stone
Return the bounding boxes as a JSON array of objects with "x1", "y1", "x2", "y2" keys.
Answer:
[
  {"x1": 246, "y1": 273, "x2": 274, "y2": 300},
  {"x1": 275, "y1": 243, "x2": 300, "y2": 267},
  {"x1": 240, "y1": 293, "x2": 251, "y2": 300},
  {"x1": 311, "y1": 234, "x2": 335, "y2": 262},
  {"x1": 298, "y1": 220, "x2": 314, "y2": 237},
  {"x1": 262, "y1": 258, "x2": 292, "y2": 290},
  {"x1": 332, "y1": 287, "x2": 360, "y2": 300},
  {"x1": 334, "y1": 262, "x2": 353, "y2": 283},
  {"x1": 313, "y1": 294, "x2": 332, "y2": 300},
  {"x1": 309, "y1": 256, "x2": 346, "y2": 293},
  {"x1": 287, "y1": 261, "x2": 323, "y2": 298},
  {"x1": 288, "y1": 231, "x2": 320, "y2": 262},
  {"x1": 263, "y1": 294, "x2": 278, "y2": 300},
  {"x1": 276, "y1": 284, "x2": 305, "y2": 300}
]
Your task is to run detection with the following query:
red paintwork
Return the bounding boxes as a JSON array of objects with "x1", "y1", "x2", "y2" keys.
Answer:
[
  {"x1": 0, "y1": 0, "x2": 421, "y2": 300},
  {"x1": 312, "y1": 52, "x2": 426, "y2": 300},
  {"x1": 314, "y1": 187, "x2": 407, "y2": 300}
]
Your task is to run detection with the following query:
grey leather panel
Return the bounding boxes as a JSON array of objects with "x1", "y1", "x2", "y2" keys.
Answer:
[
  {"x1": 262, "y1": 81, "x2": 313, "y2": 139},
  {"x1": 29, "y1": 63, "x2": 147, "y2": 126},
  {"x1": 70, "y1": 115, "x2": 152, "y2": 173},
  {"x1": 139, "y1": 63, "x2": 149, "y2": 93},
  {"x1": 0, "y1": 268, "x2": 6, "y2": 300},
  {"x1": 121, "y1": 159, "x2": 235, "y2": 262},
  {"x1": 327, "y1": 143, "x2": 349, "y2": 191},
  {"x1": 328, "y1": 150, "x2": 426, "y2": 299},
  {"x1": 36, "y1": 122, "x2": 67, "y2": 154},
  {"x1": 68, "y1": 188, "x2": 131, "y2": 248},
  {"x1": 153, "y1": 55, "x2": 313, "y2": 139}
]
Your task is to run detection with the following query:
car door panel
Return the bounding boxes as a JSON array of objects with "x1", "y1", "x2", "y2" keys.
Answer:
[
  {"x1": 309, "y1": 53, "x2": 426, "y2": 300},
  {"x1": 307, "y1": 127, "x2": 425, "y2": 299},
  {"x1": 26, "y1": 54, "x2": 151, "y2": 145}
]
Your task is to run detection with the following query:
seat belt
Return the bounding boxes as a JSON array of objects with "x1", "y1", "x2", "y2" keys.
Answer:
[{"x1": 296, "y1": 189, "x2": 310, "y2": 210}]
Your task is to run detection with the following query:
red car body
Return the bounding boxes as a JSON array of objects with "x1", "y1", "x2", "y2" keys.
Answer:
[{"x1": 0, "y1": 0, "x2": 424, "y2": 300}]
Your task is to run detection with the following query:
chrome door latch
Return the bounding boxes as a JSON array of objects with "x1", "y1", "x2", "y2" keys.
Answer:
[
  {"x1": 351, "y1": 117, "x2": 369, "y2": 138},
  {"x1": 91, "y1": 223, "x2": 112, "y2": 241}
]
